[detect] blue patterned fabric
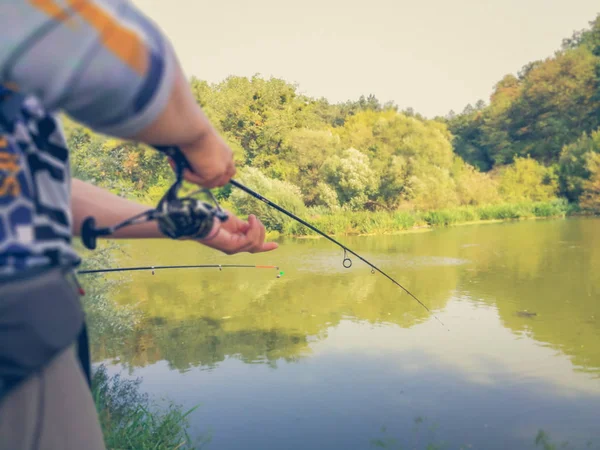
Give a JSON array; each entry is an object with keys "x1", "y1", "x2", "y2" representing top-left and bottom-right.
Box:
[{"x1": 0, "y1": 86, "x2": 78, "y2": 274}]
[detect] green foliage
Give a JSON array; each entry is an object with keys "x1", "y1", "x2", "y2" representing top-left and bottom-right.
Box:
[
  {"x1": 65, "y1": 115, "x2": 173, "y2": 201},
  {"x1": 92, "y1": 365, "x2": 208, "y2": 449},
  {"x1": 499, "y1": 47, "x2": 599, "y2": 165},
  {"x1": 497, "y1": 156, "x2": 558, "y2": 202},
  {"x1": 313, "y1": 181, "x2": 340, "y2": 210},
  {"x1": 282, "y1": 200, "x2": 567, "y2": 236},
  {"x1": 410, "y1": 166, "x2": 459, "y2": 211},
  {"x1": 284, "y1": 128, "x2": 340, "y2": 204},
  {"x1": 230, "y1": 167, "x2": 307, "y2": 231},
  {"x1": 321, "y1": 147, "x2": 379, "y2": 209},
  {"x1": 579, "y1": 152, "x2": 600, "y2": 213},
  {"x1": 422, "y1": 207, "x2": 478, "y2": 227},
  {"x1": 534, "y1": 429, "x2": 577, "y2": 450},
  {"x1": 559, "y1": 128, "x2": 600, "y2": 201},
  {"x1": 446, "y1": 104, "x2": 492, "y2": 171},
  {"x1": 447, "y1": 14, "x2": 600, "y2": 194},
  {"x1": 64, "y1": 14, "x2": 600, "y2": 239},
  {"x1": 476, "y1": 201, "x2": 561, "y2": 220},
  {"x1": 452, "y1": 158, "x2": 501, "y2": 206}
]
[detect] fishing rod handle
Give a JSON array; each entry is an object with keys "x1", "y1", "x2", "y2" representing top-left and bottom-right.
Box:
[
  {"x1": 81, "y1": 217, "x2": 112, "y2": 250},
  {"x1": 156, "y1": 145, "x2": 241, "y2": 194},
  {"x1": 155, "y1": 145, "x2": 189, "y2": 173}
]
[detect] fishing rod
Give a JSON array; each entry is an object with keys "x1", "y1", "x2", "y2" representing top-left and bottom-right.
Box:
[
  {"x1": 167, "y1": 147, "x2": 446, "y2": 329},
  {"x1": 78, "y1": 264, "x2": 284, "y2": 277},
  {"x1": 230, "y1": 179, "x2": 446, "y2": 329},
  {"x1": 79, "y1": 145, "x2": 445, "y2": 328}
]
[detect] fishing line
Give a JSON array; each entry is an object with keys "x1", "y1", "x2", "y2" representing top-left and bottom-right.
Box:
[
  {"x1": 229, "y1": 179, "x2": 447, "y2": 329},
  {"x1": 78, "y1": 264, "x2": 283, "y2": 277}
]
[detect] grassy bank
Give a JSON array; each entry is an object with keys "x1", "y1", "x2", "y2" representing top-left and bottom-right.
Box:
[
  {"x1": 277, "y1": 199, "x2": 575, "y2": 238},
  {"x1": 92, "y1": 365, "x2": 209, "y2": 450}
]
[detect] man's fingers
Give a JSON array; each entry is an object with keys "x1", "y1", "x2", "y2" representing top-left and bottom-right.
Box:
[
  {"x1": 183, "y1": 170, "x2": 220, "y2": 189},
  {"x1": 180, "y1": 161, "x2": 231, "y2": 188},
  {"x1": 201, "y1": 231, "x2": 278, "y2": 254},
  {"x1": 260, "y1": 241, "x2": 279, "y2": 252},
  {"x1": 254, "y1": 215, "x2": 266, "y2": 254},
  {"x1": 244, "y1": 215, "x2": 262, "y2": 254},
  {"x1": 221, "y1": 214, "x2": 248, "y2": 234},
  {"x1": 214, "y1": 163, "x2": 236, "y2": 187},
  {"x1": 195, "y1": 213, "x2": 278, "y2": 255},
  {"x1": 226, "y1": 163, "x2": 236, "y2": 179}
]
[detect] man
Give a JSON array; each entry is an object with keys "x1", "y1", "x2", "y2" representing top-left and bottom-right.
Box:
[{"x1": 0, "y1": 1, "x2": 277, "y2": 448}]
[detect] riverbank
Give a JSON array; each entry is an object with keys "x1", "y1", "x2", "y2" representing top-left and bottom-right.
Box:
[
  {"x1": 265, "y1": 199, "x2": 580, "y2": 239},
  {"x1": 92, "y1": 365, "x2": 208, "y2": 450}
]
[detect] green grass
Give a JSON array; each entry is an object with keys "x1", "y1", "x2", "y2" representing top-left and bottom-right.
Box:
[
  {"x1": 277, "y1": 199, "x2": 571, "y2": 237},
  {"x1": 92, "y1": 365, "x2": 210, "y2": 450}
]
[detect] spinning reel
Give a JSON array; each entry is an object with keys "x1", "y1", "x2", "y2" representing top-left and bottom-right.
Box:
[{"x1": 81, "y1": 146, "x2": 228, "y2": 250}]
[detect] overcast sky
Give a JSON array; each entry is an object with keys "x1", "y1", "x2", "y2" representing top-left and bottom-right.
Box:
[{"x1": 132, "y1": 0, "x2": 599, "y2": 118}]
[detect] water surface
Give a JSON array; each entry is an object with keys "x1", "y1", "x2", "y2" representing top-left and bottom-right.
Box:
[{"x1": 89, "y1": 217, "x2": 600, "y2": 449}]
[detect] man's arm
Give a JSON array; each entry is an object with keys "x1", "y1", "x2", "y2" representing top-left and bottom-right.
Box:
[
  {"x1": 1, "y1": 1, "x2": 276, "y2": 254},
  {"x1": 0, "y1": 0, "x2": 233, "y2": 188},
  {"x1": 71, "y1": 179, "x2": 278, "y2": 254},
  {"x1": 71, "y1": 178, "x2": 161, "y2": 239}
]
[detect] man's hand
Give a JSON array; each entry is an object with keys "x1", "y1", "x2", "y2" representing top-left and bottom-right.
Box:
[
  {"x1": 72, "y1": 180, "x2": 278, "y2": 255},
  {"x1": 178, "y1": 126, "x2": 236, "y2": 189},
  {"x1": 196, "y1": 212, "x2": 278, "y2": 255}
]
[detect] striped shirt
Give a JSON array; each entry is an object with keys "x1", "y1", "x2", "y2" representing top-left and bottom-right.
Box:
[{"x1": 0, "y1": 0, "x2": 176, "y2": 274}]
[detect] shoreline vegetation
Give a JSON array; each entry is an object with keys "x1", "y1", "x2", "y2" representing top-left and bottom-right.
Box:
[
  {"x1": 65, "y1": 14, "x2": 600, "y2": 242},
  {"x1": 263, "y1": 198, "x2": 580, "y2": 240},
  {"x1": 77, "y1": 249, "x2": 210, "y2": 450},
  {"x1": 91, "y1": 365, "x2": 209, "y2": 450}
]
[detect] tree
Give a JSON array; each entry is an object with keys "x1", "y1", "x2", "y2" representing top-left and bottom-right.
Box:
[
  {"x1": 229, "y1": 167, "x2": 306, "y2": 231},
  {"x1": 497, "y1": 156, "x2": 558, "y2": 202},
  {"x1": 283, "y1": 128, "x2": 340, "y2": 205},
  {"x1": 558, "y1": 128, "x2": 600, "y2": 201},
  {"x1": 321, "y1": 148, "x2": 379, "y2": 209}
]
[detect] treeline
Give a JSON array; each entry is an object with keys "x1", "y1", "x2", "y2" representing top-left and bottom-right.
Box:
[
  {"x1": 446, "y1": 14, "x2": 600, "y2": 208},
  {"x1": 65, "y1": 13, "x2": 600, "y2": 235}
]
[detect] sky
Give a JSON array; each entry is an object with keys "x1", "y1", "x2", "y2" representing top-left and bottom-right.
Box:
[{"x1": 132, "y1": 0, "x2": 599, "y2": 118}]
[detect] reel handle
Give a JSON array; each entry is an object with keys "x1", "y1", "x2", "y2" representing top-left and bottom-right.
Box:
[
  {"x1": 155, "y1": 145, "x2": 229, "y2": 222},
  {"x1": 81, "y1": 217, "x2": 112, "y2": 250},
  {"x1": 154, "y1": 145, "x2": 190, "y2": 175}
]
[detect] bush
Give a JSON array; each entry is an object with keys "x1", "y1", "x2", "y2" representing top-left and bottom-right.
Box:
[
  {"x1": 92, "y1": 365, "x2": 209, "y2": 450},
  {"x1": 321, "y1": 148, "x2": 379, "y2": 208},
  {"x1": 497, "y1": 156, "x2": 559, "y2": 202},
  {"x1": 559, "y1": 128, "x2": 600, "y2": 201},
  {"x1": 279, "y1": 199, "x2": 568, "y2": 236},
  {"x1": 230, "y1": 167, "x2": 307, "y2": 232},
  {"x1": 313, "y1": 182, "x2": 340, "y2": 210},
  {"x1": 453, "y1": 158, "x2": 501, "y2": 206},
  {"x1": 579, "y1": 153, "x2": 600, "y2": 213}
]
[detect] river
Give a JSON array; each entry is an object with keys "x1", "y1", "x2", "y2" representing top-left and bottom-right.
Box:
[{"x1": 87, "y1": 217, "x2": 600, "y2": 450}]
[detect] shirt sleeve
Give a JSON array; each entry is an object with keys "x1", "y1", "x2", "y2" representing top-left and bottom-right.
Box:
[{"x1": 0, "y1": 0, "x2": 177, "y2": 139}]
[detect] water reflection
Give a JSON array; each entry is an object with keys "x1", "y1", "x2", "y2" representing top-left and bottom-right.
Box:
[
  {"x1": 85, "y1": 217, "x2": 600, "y2": 450},
  {"x1": 452, "y1": 218, "x2": 600, "y2": 375},
  {"x1": 90, "y1": 218, "x2": 600, "y2": 377},
  {"x1": 90, "y1": 237, "x2": 463, "y2": 369}
]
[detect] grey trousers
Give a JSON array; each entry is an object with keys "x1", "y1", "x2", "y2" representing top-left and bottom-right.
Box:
[{"x1": 0, "y1": 346, "x2": 106, "y2": 450}]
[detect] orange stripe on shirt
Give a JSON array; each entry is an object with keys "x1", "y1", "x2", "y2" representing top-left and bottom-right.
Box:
[
  {"x1": 29, "y1": 0, "x2": 148, "y2": 76},
  {"x1": 29, "y1": 0, "x2": 71, "y2": 21},
  {"x1": 67, "y1": 0, "x2": 148, "y2": 76},
  {"x1": 28, "y1": 0, "x2": 78, "y2": 28}
]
